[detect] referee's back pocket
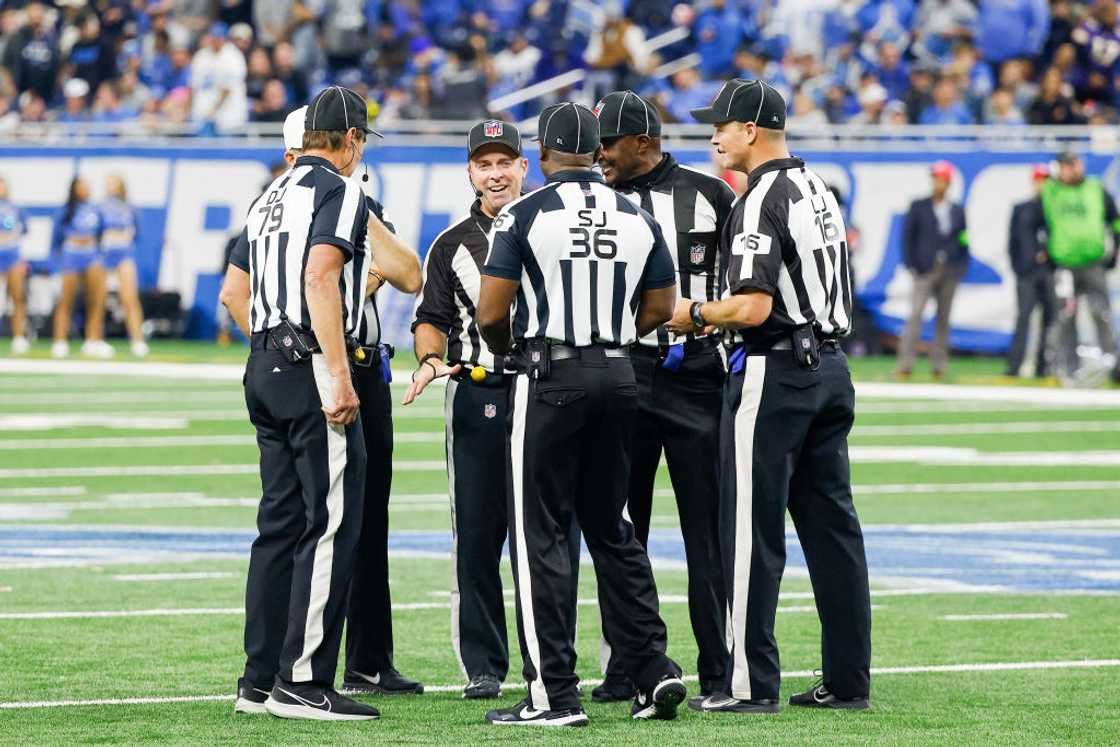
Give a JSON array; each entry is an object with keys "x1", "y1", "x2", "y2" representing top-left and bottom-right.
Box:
[
  {"x1": 778, "y1": 368, "x2": 821, "y2": 391},
  {"x1": 536, "y1": 387, "x2": 586, "y2": 408}
]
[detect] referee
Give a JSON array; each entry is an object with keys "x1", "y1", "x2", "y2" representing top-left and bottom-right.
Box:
[
  {"x1": 236, "y1": 86, "x2": 379, "y2": 721},
  {"x1": 403, "y1": 119, "x2": 581, "y2": 700},
  {"x1": 683, "y1": 80, "x2": 871, "y2": 713},
  {"x1": 592, "y1": 90, "x2": 734, "y2": 703},
  {"x1": 477, "y1": 102, "x2": 685, "y2": 727}
]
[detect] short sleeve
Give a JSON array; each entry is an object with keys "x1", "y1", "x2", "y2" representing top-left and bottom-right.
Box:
[
  {"x1": 309, "y1": 178, "x2": 364, "y2": 261},
  {"x1": 411, "y1": 243, "x2": 458, "y2": 333},
  {"x1": 726, "y1": 202, "x2": 784, "y2": 296},
  {"x1": 641, "y1": 221, "x2": 676, "y2": 290},
  {"x1": 365, "y1": 195, "x2": 396, "y2": 234},
  {"x1": 482, "y1": 207, "x2": 525, "y2": 281},
  {"x1": 228, "y1": 226, "x2": 250, "y2": 271}
]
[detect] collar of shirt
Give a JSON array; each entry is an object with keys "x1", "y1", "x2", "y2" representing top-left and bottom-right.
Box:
[
  {"x1": 546, "y1": 169, "x2": 605, "y2": 185},
  {"x1": 470, "y1": 198, "x2": 495, "y2": 233},
  {"x1": 613, "y1": 153, "x2": 678, "y2": 192},
  {"x1": 746, "y1": 156, "x2": 805, "y2": 192},
  {"x1": 294, "y1": 154, "x2": 340, "y2": 174}
]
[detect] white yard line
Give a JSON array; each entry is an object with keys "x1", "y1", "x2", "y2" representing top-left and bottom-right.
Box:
[
  {"x1": 0, "y1": 486, "x2": 86, "y2": 497},
  {"x1": 855, "y1": 401, "x2": 1104, "y2": 413},
  {"x1": 853, "y1": 421, "x2": 1120, "y2": 436},
  {"x1": 112, "y1": 572, "x2": 237, "y2": 582},
  {"x1": 1, "y1": 659, "x2": 1116, "y2": 709},
  {"x1": 0, "y1": 436, "x2": 257, "y2": 450},
  {"x1": 0, "y1": 415, "x2": 191, "y2": 430},
  {"x1": 855, "y1": 480, "x2": 1120, "y2": 495},
  {"x1": 0, "y1": 599, "x2": 839, "y2": 621},
  {"x1": 0, "y1": 461, "x2": 447, "y2": 479},
  {"x1": 941, "y1": 613, "x2": 1069, "y2": 621},
  {"x1": 0, "y1": 392, "x2": 244, "y2": 405}
]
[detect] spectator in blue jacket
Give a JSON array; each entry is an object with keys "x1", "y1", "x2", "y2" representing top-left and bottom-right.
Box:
[
  {"x1": 896, "y1": 161, "x2": 970, "y2": 378},
  {"x1": 978, "y1": 0, "x2": 1050, "y2": 72},
  {"x1": 872, "y1": 41, "x2": 911, "y2": 100},
  {"x1": 919, "y1": 76, "x2": 976, "y2": 124},
  {"x1": 694, "y1": 0, "x2": 749, "y2": 77}
]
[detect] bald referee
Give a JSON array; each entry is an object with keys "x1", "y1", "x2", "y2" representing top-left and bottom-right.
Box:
[
  {"x1": 683, "y1": 80, "x2": 871, "y2": 714},
  {"x1": 235, "y1": 86, "x2": 379, "y2": 721},
  {"x1": 477, "y1": 102, "x2": 685, "y2": 727}
]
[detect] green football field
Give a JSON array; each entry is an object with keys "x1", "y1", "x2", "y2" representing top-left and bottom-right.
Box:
[{"x1": 0, "y1": 342, "x2": 1118, "y2": 745}]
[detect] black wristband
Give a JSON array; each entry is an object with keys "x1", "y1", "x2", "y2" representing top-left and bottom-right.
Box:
[{"x1": 689, "y1": 301, "x2": 707, "y2": 328}]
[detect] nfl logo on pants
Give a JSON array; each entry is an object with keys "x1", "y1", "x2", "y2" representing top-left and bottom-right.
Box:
[{"x1": 483, "y1": 403, "x2": 497, "y2": 419}]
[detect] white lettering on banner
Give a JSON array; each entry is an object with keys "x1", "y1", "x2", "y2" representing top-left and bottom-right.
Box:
[
  {"x1": 159, "y1": 160, "x2": 270, "y2": 307},
  {"x1": 76, "y1": 158, "x2": 170, "y2": 206},
  {"x1": 0, "y1": 158, "x2": 75, "y2": 203},
  {"x1": 371, "y1": 164, "x2": 425, "y2": 253}
]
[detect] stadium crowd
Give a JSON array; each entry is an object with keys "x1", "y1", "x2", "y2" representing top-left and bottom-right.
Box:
[{"x1": 0, "y1": 0, "x2": 1117, "y2": 134}]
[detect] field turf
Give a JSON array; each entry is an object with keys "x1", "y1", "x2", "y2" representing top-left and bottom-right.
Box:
[{"x1": 0, "y1": 341, "x2": 1117, "y2": 744}]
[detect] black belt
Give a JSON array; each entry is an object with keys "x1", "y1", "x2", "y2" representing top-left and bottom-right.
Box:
[
  {"x1": 549, "y1": 343, "x2": 630, "y2": 361},
  {"x1": 740, "y1": 337, "x2": 841, "y2": 356},
  {"x1": 250, "y1": 326, "x2": 365, "y2": 363},
  {"x1": 633, "y1": 336, "x2": 721, "y2": 358}
]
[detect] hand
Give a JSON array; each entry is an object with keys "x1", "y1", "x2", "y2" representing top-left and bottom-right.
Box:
[
  {"x1": 402, "y1": 358, "x2": 461, "y2": 405},
  {"x1": 322, "y1": 372, "x2": 360, "y2": 426},
  {"x1": 665, "y1": 299, "x2": 698, "y2": 335}
]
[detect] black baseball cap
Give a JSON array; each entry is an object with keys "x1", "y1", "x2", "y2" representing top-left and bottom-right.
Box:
[
  {"x1": 534, "y1": 102, "x2": 599, "y2": 155},
  {"x1": 467, "y1": 119, "x2": 522, "y2": 159},
  {"x1": 305, "y1": 85, "x2": 382, "y2": 137},
  {"x1": 594, "y1": 90, "x2": 661, "y2": 139},
  {"x1": 690, "y1": 79, "x2": 786, "y2": 130},
  {"x1": 1056, "y1": 150, "x2": 1082, "y2": 165}
]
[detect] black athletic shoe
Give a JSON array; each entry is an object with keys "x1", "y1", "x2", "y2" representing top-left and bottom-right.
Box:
[
  {"x1": 485, "y1": 697, "x2": 589, "y2": 727},
  {"x1": 631, "y1": 674, "x2": 686, "y2": 720},
  {"x1": 789, "y1": 683, "x2": 870, "y2": 710},
  {"x1": 233, "y1": 678, "x2": 270, "y2": 714},
  {"x1": 591, "y1": 675, "x2": 635, "y2": 702},
  {"x1": 689, "y1": 694, "x2": 780, "y2": 713},
  {"x1": 463, "y1": 674, "x2": 502, "y2": 700},
  {"x1": 264, "y1": 682, "x2": 380, "y2": 721},
  {"x1": 343, "y1": 667, "x2": 424, "y2": 695}
]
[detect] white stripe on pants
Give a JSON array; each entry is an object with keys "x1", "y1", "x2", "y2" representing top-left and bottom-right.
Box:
[
  {"x1": 445, "y1": 378, "x2": 469, "y2": 679},
  {"x1": 292, "y1": 354, "x2": 349, "y2": 682},
  {"x1": 509, "y1": 374, "x2": 550, "y2": 710},
  {"x1": 729, "y1": 356, "x2": 767, "y2": 700}
]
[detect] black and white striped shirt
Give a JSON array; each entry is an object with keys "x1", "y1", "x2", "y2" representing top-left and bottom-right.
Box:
[
  {"x1": 611, "y1": 154, "x2": 736, "y2": 347},
  {"x1": 483, "y1": 170, "x2": 675, "y2": 347},
  {"x1": 720, "y1": 156, "x2": 852, "y2": 347},
  {"x1": 245, "y1": 155, "x2": 369, "y2": 335},
  {"x1": 412, "y1": 200, "x2": 499, "y2": 370}
]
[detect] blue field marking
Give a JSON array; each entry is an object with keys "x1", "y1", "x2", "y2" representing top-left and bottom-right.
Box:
[{"x1": 1, "y1": 524, "x2": 1118, "y2": 593}]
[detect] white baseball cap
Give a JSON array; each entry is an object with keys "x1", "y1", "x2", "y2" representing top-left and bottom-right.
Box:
[{"x1": 283, "y1": 105, "x2": 308, "y2": 151}]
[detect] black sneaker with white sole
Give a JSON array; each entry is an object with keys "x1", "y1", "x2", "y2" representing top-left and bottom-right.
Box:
[
  {"x1": 233, "y1": 678, "x2": 270, "y2": 714},
  {"x1": 343, "y1": 667, "x2": 424, "y2": 695},
  {"x1": 463, "y1": 674, "x2": 502, "y2": 700},
  {"x1": 689, "y1": 694, "x2": 780, "y2": 713},
  {"x1": 591, "y1": 675, "x2": 635, "y2": 702},
  {"x1": 631, "y1": 674, "x2": 687, "y2": 720},
  {"x1": 264, "y1": 682, "x2": 380, "y2": 721},
  {"x1": 485, "y1": 697, "x2": 589, "y2": 727},
  {"x1": 789, "y1": 683, "x2": 870, "y2": 710}
]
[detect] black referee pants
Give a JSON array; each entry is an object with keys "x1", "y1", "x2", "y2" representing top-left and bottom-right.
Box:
[
  {"x1": 602, "y1": 342, "x2": 728, "y2": 693},
  {"x1": 507, "y1": 353, "x2": 680, "y2": 711},
  {"x1": 242, "y1": 350, "x2": 366, "y2": 690},
  {"x1": 344, "y1": 361, "x2": 395, "y2": 676},
  {"x1": 720, "y1": 347, "x2": 871, "y2": 701},
  {"x1": 445, "y1": 373, "x2": 581, "y2": 682}
]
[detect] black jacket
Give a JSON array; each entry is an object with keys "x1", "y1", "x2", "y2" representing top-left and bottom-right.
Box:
[
  {"x1": 902, "y1": 197, "x2": 968, "y2": 273},
  {"x1": 1008, "y1": 197, "x2": 1049, "y2": 276}
]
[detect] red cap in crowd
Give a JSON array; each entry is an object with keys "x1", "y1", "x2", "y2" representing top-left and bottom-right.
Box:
[
  {"x1": 1031, "y1": 163, "x2": 1050, "y2": 181},
  {"x1": 930, "y1": 160, "x2": 955, "y2": 180}
]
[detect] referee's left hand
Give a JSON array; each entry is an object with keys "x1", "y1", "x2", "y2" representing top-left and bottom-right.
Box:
[{"x1": 666, "y1": 299, "x2": 704, "y2": 335}]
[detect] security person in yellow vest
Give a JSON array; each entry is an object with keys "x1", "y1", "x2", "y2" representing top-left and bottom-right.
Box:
[{"x1": 1040, "y1": 152, "x2": 1120, "y2": 379}]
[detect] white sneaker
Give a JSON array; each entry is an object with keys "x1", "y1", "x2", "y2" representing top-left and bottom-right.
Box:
[
  {"x1": 130, "y1": 340, "x2": 150, "y2": 358},
  {"x1": 81, "y1": 340, "x2": 114, "y2": 359},
  {"x1": 51, "y1": 340, "x2": 69, "y2": 359},
  {"x1": 10, "y1": 336, "x2": 30, "y2": 355}
]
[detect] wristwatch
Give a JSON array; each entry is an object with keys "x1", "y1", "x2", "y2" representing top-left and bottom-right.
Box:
[{"x1": 689, "y1": 301, "x2": 707, "y2": 328}]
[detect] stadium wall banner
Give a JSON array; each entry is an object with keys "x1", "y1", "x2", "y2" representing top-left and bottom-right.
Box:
[{"x1": 0, "y1": 144, "x2": 1115, "y2": 350}]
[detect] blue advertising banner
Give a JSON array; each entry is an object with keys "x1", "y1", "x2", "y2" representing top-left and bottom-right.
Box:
[{"x1": 0, "y1": 143, "x2": 1116, "y2": 350}]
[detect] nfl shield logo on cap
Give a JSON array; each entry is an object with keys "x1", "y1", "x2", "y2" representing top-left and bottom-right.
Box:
[{"x1": 484, "y1": 120, "x2": 503, "y2": 137}]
